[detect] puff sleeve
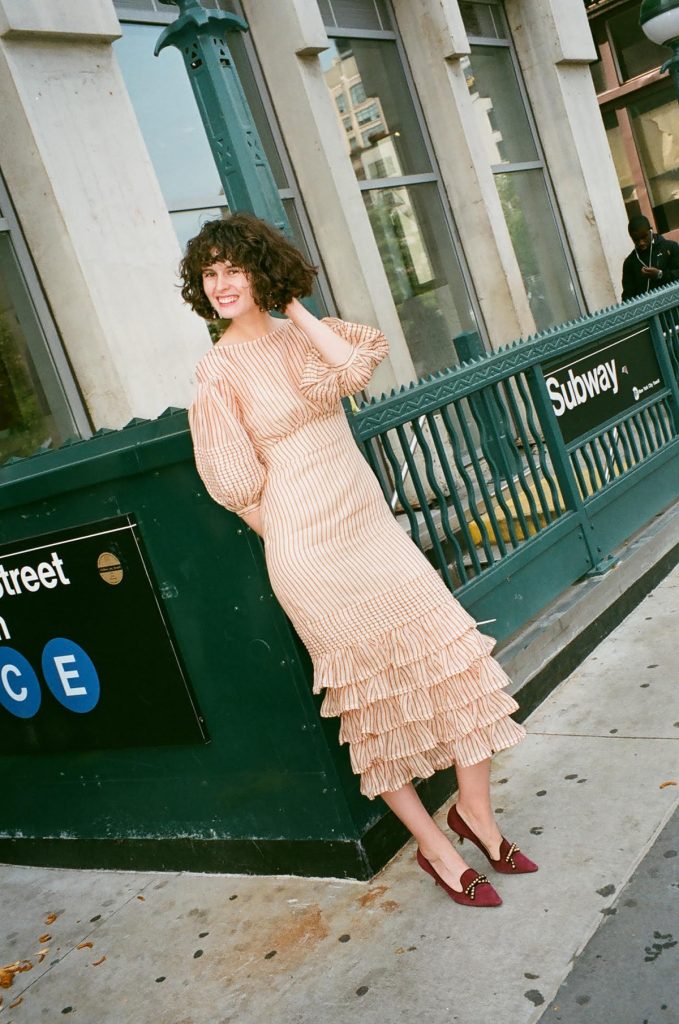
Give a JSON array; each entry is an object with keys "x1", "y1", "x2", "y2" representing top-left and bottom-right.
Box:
[
  {"x1": 299, "y1": 318, "x2": 389, "y2": 405},
  {"x1": 189, "y1": 378, "x2": 265, "y2": 516}
]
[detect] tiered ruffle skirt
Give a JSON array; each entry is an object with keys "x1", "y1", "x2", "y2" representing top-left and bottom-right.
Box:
[{"x1": 305, "y1": 575, "x2": 526, "y2": 799}]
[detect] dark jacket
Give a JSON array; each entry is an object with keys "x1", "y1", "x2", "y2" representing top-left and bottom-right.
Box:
[{"x1": 621, "y1": 233, "x2": 679, "y2": 300}]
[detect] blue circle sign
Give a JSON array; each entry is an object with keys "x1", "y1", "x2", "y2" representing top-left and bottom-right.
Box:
[
  {"x1": 0, "y1": 647, "x2": 42, "y2": 719},
  {"x1": 42, "y1": 638, "x2": 100, "y2": 713}
]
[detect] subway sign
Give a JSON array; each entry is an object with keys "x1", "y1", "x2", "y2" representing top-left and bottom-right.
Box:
[
  {"x1": 542, "y1": 328, "x2": 665, "y2": 445},
  {"x1": 0, "y1": 516, "x2": 206, "y2": 755}
]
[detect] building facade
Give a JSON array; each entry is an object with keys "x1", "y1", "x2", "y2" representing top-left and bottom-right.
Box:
[
  {"x1": 586, "y1": 0, "x2": 679, "y2": 240},
  {"x1": 0, "y1": 0, "x2": 630, "y2": 467}
]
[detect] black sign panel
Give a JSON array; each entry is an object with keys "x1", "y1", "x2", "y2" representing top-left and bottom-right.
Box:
[
  {"x1": 0, "y1": 516, "x2": 206, "y2": 755},
  {"x1": 542, "y1": 328, "x2": 665, "y2": 445}
]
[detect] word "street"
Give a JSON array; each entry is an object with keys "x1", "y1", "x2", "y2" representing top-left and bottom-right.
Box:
[
  {"x1": 0, "y1": 552, "x2": 70, "y2": 600},
  {"x1": 546, "y1": 358, "x2": 619, "y2": 417}
]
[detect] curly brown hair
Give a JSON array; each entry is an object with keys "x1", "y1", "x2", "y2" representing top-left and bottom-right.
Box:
[{"x1": 179, "y1": 212, "x2": 318, "y2": 322}]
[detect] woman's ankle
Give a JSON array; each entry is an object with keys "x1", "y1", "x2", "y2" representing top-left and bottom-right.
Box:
[{"x1": 456, "y1": 800, "x2": 495, "y2": 827}]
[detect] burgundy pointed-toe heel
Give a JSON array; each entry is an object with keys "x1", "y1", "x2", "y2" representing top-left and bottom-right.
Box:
[
  {"x1": 416, "y1": 849, "x2": 502, "y2": 907},
  {"x1": 447, "y1": 804, "x2": 538, "y2": 874}
]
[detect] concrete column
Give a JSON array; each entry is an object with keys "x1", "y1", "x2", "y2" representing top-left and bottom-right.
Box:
[
  {"x1": 505, "y1": 0, "x2": 630, "y2": 310},
  {"x1": 240, "y1": 0, "x2": 413, "y2": 392},
  {"x1": 392, "y1": 0, "x2": 535, "y2": 345},
  {"x1": 0, "y1": 0, "x2": 209, "y2": 429}
]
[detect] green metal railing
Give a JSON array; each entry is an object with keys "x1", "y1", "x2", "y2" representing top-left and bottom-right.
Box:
[{"x1": 350, "y1": 286, "x2": 679, "y2": 642}]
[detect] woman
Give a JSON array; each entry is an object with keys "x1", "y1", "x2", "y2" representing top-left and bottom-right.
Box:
[{"x1": 183, "y1": 213, "x2": 537, "y2": 908}]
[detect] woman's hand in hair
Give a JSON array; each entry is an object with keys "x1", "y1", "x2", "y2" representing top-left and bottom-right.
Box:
[{"x1": 284, "y1": 299, "x2": 354, "y2": 367}]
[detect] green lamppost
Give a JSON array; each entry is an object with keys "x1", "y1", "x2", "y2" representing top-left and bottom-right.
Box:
[
  {"x1": 155, "y1": 0, "x2": 289, "y2": 232},
  {"x1": 640, "y1": 0, "x2": 679, "y2": 98}
]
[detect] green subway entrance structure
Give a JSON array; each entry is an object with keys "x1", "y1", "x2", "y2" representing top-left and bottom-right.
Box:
[{"x1": 0, "y1": 283, "x2": 677, "y2": 878}]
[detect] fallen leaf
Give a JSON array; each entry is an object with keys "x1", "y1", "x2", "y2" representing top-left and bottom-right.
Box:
[
  {"x1": 136, "y1": 895, "x2": 145, "y2": 901},
  {"x1": 0, "y1": 969, "x2": 14, "y2": 988},
  {"x1": 36, "y1": 949, "x2": 49, "y2": 964},
  {"x1": 76, "y1": 942, "x2": 93, "y2": 950},
  {"x1": 9, "y1": 995, "x2": 23, "y2": 1009},
  {"x1": 16, "y1": 960, "x2": 33, "y2": 973},
  {"x1": 38, "y1": 933, "x2": 51, "y2": 944},
  {"x1": 659, "y1": 780, "x2": 677, "y2": 789},
  {"x1": 44, "y1": 912, "x2": 57, "y2": 925},
  {"x1": 92, "y1": 955, "x2": 107, "y2": 967}
]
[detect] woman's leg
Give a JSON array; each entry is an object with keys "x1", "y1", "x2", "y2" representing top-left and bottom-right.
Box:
[
  {"x1": 381, "y1": 782, "x2": 474, "y2": 892},
  {"x1": 454, "y1": 758, "x2": 503, "y2": 860}
]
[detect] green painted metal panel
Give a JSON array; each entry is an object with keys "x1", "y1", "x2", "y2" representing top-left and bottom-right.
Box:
[
  {"x1": 457, "y1": 514, "x2": 593, "y2": 642},
  {"x1": 0, "y1": 413, "x2": 396, "y2": 877},
  {"x1": 584, "y1": 442, "x2": 679, "y2": 555}
]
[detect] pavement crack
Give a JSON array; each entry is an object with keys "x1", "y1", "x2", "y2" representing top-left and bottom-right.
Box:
[
  {"x1": 8, "y1": 879, "x2": 157, "y2": 1001},
  {"x1": 528, "y1": 731, "x2": 678, "y2": 740}
]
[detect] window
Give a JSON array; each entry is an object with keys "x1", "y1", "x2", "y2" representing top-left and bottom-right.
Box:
[
  {"x1": 588, "y1": 0, "x2": 679, "y2": 239},
  {"x1": 628, "y1": 86, "x2": 679, "y2": 232},
  {"x1": 461, "y1": 1, "x2": 582, "y2": 331},
  {"x1": 0, "y1": 176, "x2": 89, "y2": 465},
  {"x1": 113, "y1": 0, "x2": 331, "y2": 313},
  {"x1": 350, "y1": 81, "x2": 367, "y2": 105},
  {"x1": 458, "y1": 1, "x2": 504, "y2": 40},
  {"x1": 336, "y1": 92, "x2": 347, "y2": 112},
  {"x1": 319, "y1": 0, "x2": 480, "y2": 378},
  {"x1": 356, "y1": 102, "x2": 380, "y2": 125}
]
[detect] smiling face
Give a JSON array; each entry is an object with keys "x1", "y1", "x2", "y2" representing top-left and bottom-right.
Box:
[{"x1": 201, "y1": 260, "x2": 257, "y2": 319}]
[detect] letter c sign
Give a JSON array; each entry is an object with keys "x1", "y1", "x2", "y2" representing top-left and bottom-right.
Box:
[
  {"x1": 0, "y1": 639, "x2": 100, "y2": 719},
  {"x1": 0, "y1": 649, "x2": 41, "y2": 718}
]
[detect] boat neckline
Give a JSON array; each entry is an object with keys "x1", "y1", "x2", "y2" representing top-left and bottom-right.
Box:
[{"x1": 212, "y1": 319, "x2": 291, "y2": 350}]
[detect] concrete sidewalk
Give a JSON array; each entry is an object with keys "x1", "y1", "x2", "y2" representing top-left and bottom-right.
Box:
[{"x1": 1, "y1": 566, "x2": 678, "y2": 1024}]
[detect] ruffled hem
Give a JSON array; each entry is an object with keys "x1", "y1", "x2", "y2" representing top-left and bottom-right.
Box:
[
  {"x1": 310, "y1": 598, "x2": 525, "y2": 799},
  {"x1": 358, "y1": 718, "x2": 526, "y2": 799},
  {"x1": 347, "y1": 690, "x2": 521, "y2": 771},
  {"x1": 323, "y1": 645, "x2": 507, "y2": 717},
  {"x1": 336, "y1": 680, "x2": 516, "y2": 744}
]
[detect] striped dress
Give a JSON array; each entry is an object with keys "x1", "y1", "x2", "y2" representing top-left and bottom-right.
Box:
[{"x1": 189, "y1": 317, "x2": 525, "y2": 798}]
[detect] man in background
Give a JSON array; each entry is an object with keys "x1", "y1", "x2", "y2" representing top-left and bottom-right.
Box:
[{"x1": 622, "y1": 215, "x2": 679, "y2": 300}]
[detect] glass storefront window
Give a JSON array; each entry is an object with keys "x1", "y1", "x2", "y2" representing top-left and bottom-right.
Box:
[
  {"x1": 318, "y1": 0, "x2": 391, "y2": 32},
  {"x1": 319, "y1": 14, "x2": 480, "y2": 377},
  {"x1": 320, "y1": 38, "x2": 431, "y2": 183},
  {"x1": 589, "y1": 3, "x2": 679, "y2": 243},
  {"x1": 462, "y1": 47, "x2": 538, "y2": 166},
  {"x1": 629, "y1": 86, "x2": 679, "y2": 233},
  {"x1": 114, "y1": 6, "x2": 330, "y2": 315},
  {"x1": 363, "y1": 183, "x2": 475, "y2": 378},
  {"x1": 115, "y1": 22, "x2": 288, "y2": 218},
  {"x1": 115, "y1": 24, "x2": 226, "y2": 221},
  {"x1": 603, "y1": 109, "x2": 640, "y2": 221},
  {"x1": 0, "y1": 234, "x2": 79, "y2": 463},
  {"x1": 494, "y1": 170, "x2": 579, "y2": 332},
  {"x1": 459, "y1": 1, "x2": 506, "y2": 40},
  {"x1": 462, "y1": 43, "x2": 580, "y2": 330}
]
